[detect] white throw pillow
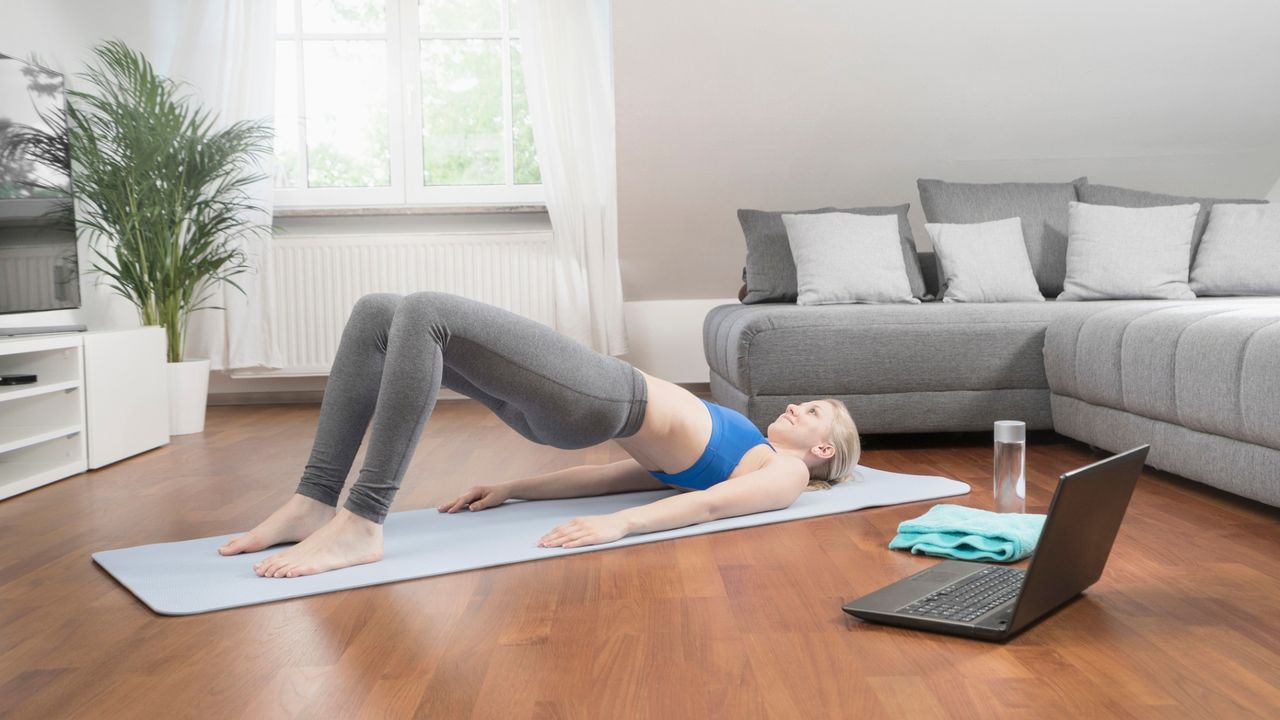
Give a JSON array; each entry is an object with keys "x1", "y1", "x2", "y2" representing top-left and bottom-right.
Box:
[
  {"x1": 780, "y1": 212, "x2": 919, "y2": 305},
  {"x1": 1190, "y1": 203, "x2": 1280, "y2": 296},
  {"x1": 923, "y1": 217, "x2": 1044, "y2": 303},
  {"x1": 1059, "y1": 202, "x2": 1199, "y2": 301}
]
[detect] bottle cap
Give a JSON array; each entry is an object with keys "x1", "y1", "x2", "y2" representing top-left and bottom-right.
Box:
[{"x1": 994, "y1": 420, "x2": 1025, "y2": 443}]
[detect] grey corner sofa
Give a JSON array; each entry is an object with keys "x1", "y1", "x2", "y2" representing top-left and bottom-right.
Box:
[{"x1": 706, "y1": 182, "x2": 1280, "y2": 508}]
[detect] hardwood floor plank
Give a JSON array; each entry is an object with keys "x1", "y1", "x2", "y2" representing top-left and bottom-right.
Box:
[
  {"x1": 240, "y1": 666, "x2": 335, "y2": 720},
  {"x1": 1120, "y1": 617, "x2": 1280, "y2": 717},
  {"x1": 866, "y1": 676, "x2": 947, "y2": 717}
]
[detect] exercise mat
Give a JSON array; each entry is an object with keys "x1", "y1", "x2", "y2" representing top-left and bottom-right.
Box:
[{"x1": 92, "y1": 465, "x2": 969, "y2": 615}]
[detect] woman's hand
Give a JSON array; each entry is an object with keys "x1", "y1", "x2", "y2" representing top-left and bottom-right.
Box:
[
  {"x1": 538, "y1": 514, "x2": 631, "y2": 549},
  {"x1": 437, "y1": 483, "x2": 511, "y2": 513}
]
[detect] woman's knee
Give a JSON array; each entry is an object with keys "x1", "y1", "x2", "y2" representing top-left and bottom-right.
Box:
[
  {"x1": 402, "y1": 290, "x2": 455, "y2": 306},
  {"x1": 348, "y1": 294, "x2": 401, "y2": 349},
  {"x1": 396, "y1": 291, "x2": 462, "y2": 323},
  {"x1": 352, "y1": 292, "x2": 402, "y2": 321}
]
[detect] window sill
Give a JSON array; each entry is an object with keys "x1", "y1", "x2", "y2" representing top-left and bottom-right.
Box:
[{"x1": 274, "y1": 204, "x2": 547, "y2": 218}]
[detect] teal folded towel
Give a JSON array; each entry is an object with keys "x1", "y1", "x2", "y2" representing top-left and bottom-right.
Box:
[{"x1": 888, "y1": 504, "x2": 1047, "y2": 563}]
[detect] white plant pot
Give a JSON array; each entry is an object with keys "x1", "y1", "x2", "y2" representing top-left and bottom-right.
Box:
[{"x1": 168, "y1": 357, "x2": 211, "y2": 435}]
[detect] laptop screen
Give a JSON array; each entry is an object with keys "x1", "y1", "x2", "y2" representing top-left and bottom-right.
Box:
[{"x1": 1007, "y1": 446, "x2": 1148, "y2": 632}]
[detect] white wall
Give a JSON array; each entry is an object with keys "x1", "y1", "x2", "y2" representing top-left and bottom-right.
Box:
[
  {"x1": 618, "y1": 298, "x2": 737, "y2": 383},
  {"x1": 614, "y1": 0, "x2": 1280, "y2": 301}
]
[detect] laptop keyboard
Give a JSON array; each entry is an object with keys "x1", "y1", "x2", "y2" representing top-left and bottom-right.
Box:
[{"x1": 897, "y1": 566, "x2": 1026, "y2": 623}]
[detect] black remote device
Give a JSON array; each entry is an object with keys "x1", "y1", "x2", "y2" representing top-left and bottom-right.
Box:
[{"x1": 0, "y1": 373, "x2": 38, "y2": 385}]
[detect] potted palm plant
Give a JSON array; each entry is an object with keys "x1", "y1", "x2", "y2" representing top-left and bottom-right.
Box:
[{"x1": 63, "y1": 40, "x2": 272, "y2": 435}]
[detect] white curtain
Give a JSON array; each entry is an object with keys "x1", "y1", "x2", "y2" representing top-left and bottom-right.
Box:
[
  {"x1": 152, "y1": 0, "x2": 284, "y2": 371},
  {"x1": 519, "y1": 0, "x2": 629, "y2": 355}
]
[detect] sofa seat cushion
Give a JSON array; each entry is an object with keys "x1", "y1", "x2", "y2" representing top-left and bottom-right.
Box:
[
  {"x1": 1044, "y1": 298, "x2": 1280, "y2": 450},
  {"x1": 704, "y1": 300, "x2": 1144, "y2": 397}
]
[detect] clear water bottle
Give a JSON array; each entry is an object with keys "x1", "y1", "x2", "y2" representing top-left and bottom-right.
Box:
[{"x1": 993, "y1": 420, "x2": 1026, "y2": 513}]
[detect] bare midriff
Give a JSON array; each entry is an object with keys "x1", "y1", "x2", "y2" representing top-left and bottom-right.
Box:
[{"x1": 613, "y1": 370, "x2": 774, "y2": 479}]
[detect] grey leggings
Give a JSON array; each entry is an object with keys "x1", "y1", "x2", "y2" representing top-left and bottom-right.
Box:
[{"x1": 295, "y1": 291, "x2": 648, "y2": 524}]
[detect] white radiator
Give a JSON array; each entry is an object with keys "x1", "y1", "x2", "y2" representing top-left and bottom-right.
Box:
[{"x1": 245, "y1": 231, "x2": 555, "y2": 377}]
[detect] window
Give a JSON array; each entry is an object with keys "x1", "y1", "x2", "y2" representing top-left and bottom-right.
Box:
[{"x1": 274, "y1": 0, "x2": 542, "y2": 207}]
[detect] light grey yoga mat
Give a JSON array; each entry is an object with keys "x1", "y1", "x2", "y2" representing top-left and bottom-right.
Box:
[{"x1": 92, "y1": 465, "x2": 969, "y2": 615}]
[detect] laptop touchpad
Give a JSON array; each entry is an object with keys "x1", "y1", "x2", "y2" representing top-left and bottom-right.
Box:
[{"x1": 919, "y1": 567, "x2": 972, "y2": 583}]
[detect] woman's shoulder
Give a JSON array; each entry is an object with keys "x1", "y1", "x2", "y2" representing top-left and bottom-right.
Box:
[{"x1": 751, "y1": 446, "x2": 807, "y2": 477}]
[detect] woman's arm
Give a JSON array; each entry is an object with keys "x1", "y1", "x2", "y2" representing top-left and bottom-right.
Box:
[
  {"x1": 508, "y1": 458, "x2": 668, "y2": 500},
  {"x1": 540, "y1": 456, "x2": 810, "y2": 548},
  {"x1": 617, "y1": 455, "x2": 809, "y2": 535}
]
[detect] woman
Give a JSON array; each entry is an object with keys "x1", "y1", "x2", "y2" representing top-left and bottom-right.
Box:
[{"x1": 219, "y1": 291, "x2": 861, "y2": 578}]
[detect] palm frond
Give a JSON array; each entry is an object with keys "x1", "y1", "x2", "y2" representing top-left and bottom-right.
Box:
[{"x1": 59, "y1": 39, "x2": 273, "y2": 363}]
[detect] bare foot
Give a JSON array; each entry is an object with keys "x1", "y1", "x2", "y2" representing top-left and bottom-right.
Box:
[
  {"x1": 254, "y1": 507, "x2": 384, "y2": 578},
  {"x1": 218, "y1": 493, "x2": 337, "y2": 556}
]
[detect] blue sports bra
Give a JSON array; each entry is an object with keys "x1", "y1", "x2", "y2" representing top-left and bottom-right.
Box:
[{"x1": 647, "y1": 399, "x2": 775, "y2": 490}]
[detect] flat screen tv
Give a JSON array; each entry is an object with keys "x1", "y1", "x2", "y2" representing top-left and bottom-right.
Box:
[{"x1": 0, "y1": 52, "x2": 81, "y2": 316}]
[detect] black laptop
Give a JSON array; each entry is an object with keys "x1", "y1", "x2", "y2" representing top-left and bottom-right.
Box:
[{"x1": 843, "y1": 445, "x2": 1149, "y2": 642}]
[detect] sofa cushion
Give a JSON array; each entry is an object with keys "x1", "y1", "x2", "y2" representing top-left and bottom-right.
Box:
[
  {"x1": 738, "y1": 204, "x2": 928, "y2": 304},
  {"x1": 1059, "y1": 202, "x2": 1198, "y2": 301},
  {"x1": 917, "y1": 176, "x2": 1087, "y2": 298},
  {"x1": 713, "y1": 370, "x2": 1055, "y2": 434},
  {"x1": 925, "y1": 218, "x2": 1045, "y2": 303},
  {"x1": 1044, "y1": 298, "x2": 1280, "y2": 450},
  {"x1": 781, "y1": 212, "x2": 920, "y2": 305},
  {"x1": 1191, "y1": 203, "x2": 1280, "y2": 296},
  {"x1": 1076, "y1": 183, "x2": 1268, "y2": 263},
  {"x1": 704, "y1": 300, "x2": 1135, "y2": 398}
]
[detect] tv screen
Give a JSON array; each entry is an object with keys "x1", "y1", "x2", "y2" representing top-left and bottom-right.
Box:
[{"x1": 0, "y1": 53, "x2": 80, "y2": 315}]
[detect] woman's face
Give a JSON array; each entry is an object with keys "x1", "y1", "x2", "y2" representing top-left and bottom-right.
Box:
[{"x1": 767, "y1": 400, "x2": 836, "y2": 453}]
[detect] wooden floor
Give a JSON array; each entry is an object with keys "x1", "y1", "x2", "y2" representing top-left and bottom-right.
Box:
[{"x1": 3, "y1": 399, "x2": 1280, "y2": 719}]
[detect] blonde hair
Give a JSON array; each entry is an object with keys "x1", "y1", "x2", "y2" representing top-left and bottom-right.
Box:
[{"x1": 806, "y1": 399, "x2": 861, "y2": 491}]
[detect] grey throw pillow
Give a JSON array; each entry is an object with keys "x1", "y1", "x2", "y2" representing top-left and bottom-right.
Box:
[
  {"x1": 924, "y1": 218, "x2": 1045, "y2": 303},
  {"x1": 1190, "y1": 203, "x2": 1280, "y2": 296},
  {"x1": 1059, "y1": 202, "x2": 1199, "y2": 301},
  {"x1": 781, "y1": 212, "x2": 919, "y2": 305},
  {"x1": 1077, "y1": 183, "x2": 1268, "y2": 265},
  {"x1": 738, "y1": 204, "x2": 927, "y2": 303},
  {"x1": 917, "y1": 176, "x2": 1087, "y2": 298}
]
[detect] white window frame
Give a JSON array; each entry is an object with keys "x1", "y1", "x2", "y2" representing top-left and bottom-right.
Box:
[{"x1": 274, "y1": 0, "x2": 545, "y2": 208}]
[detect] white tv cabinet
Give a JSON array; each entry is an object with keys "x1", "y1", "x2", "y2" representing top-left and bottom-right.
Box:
[{"x1": 0, "y1": 327, "x2": 170, "y2": 501}]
